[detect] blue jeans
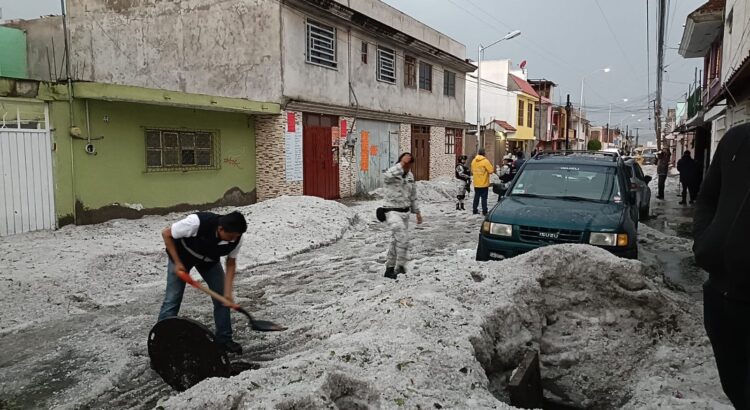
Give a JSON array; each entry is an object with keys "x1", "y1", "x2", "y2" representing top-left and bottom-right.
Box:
[
  {"x1": 157, "y1": 259, "x2": 233, "y2": 343},
  {"x1": 473, "y1": 187, "x2": 489, "y2": 213}
]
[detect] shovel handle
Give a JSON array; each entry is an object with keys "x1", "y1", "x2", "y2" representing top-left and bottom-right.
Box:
[
  {"x1": 175, "y1": 270, "x2": 286, "y2": 332},
  {"x1": 176, "y1": 270, "x2": 240, "y2": 310}
]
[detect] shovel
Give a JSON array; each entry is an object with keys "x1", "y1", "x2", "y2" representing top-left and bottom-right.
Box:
[{"x1": 176, "y1": 270, "x2": 287, "y2": 332}]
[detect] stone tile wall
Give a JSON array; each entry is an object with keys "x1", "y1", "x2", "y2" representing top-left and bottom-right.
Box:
[
  {"x1": 255, "y1": 111, "x2": 303, "y2": 201},
  {"x1": 429, "y1": 126, "x2": 454, "y2": 179}
]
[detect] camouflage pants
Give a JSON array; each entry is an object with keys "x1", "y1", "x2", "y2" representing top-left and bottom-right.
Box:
[{"x1": 386, "y1": 211, "x2": 410, "y2": 268}]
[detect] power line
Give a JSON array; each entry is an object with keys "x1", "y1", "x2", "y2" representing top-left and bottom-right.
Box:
[
  {"x1": 593, "y1": 0, "x2": 643, "y2": 83},
  {"x1": 446, "y1": 0, "x2": 584, "y2": 72},
  {"x1": 646, "y1": 0, "x2": 651, "y2": 107}
]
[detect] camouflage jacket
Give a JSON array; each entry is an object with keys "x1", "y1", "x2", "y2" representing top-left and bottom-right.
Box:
[{"x1": 382, "y1": 163, "x2": 420, "y2": 214}]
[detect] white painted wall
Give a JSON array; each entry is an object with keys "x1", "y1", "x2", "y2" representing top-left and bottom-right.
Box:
[
  {"x1": 464, "y1": 60, "x2": 517, "y2": 127},
  {"x1": 722, "y1": 0, "x2": 750, "y2": 82}
]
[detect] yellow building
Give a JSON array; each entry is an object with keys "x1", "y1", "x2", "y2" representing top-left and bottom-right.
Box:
[{"x1": 508, "y1": 75, "x2": 538, "y2": 154}]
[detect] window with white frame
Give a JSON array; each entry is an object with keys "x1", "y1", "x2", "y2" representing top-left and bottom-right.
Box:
[
  {"x1": 306, "y1": 19, "x2": 337, "y2": 69},
  {"x1": 146, "y1": 129, "x2": 216, "y2": 170},
  {"x1": 377, "y1": 46, "x2": 396, "y2": 84}
]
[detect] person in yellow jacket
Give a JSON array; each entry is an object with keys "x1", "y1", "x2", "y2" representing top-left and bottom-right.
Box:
[{"x1": 471, "y1": 148, "x2": 495, "y2": 215}]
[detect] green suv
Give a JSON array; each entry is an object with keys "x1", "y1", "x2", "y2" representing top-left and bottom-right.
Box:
[{"x1": 476, "y1": 151, "x2": 639, "y2": 261}]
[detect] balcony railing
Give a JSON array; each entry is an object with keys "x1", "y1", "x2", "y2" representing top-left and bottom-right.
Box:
[{"x1": 687, "y1": 86, "x2": 702, "y2": 118}]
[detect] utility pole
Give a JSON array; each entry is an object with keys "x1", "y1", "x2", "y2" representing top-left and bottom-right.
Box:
[
  {"x1": 635, "y1": 128, "x2": 640, "y2": 148},
  {"x1": 655, "y1": 0, "x2": 667, "y2": 150},
  {"x1": 626, "y1": 124, "x2": 629, "y2": 152},
  {"x1": 565, "y1": 94, "x2": 572, "y2": 150},
  {"x1": 538, "y1": 84, "x2": 543, "y2": 151}
]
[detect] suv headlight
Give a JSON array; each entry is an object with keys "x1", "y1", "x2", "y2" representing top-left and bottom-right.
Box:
[
  {"x1": 482, "y1": 222, "x2": 513, "y2": 237},
  {"x1": 589, "y1": 232, "x2": 629, "y2": 247}
]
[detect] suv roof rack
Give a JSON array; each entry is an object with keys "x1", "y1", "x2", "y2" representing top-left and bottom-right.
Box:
[{"x1": 534, "y1": 150, "x2": 621, "y2": 162}]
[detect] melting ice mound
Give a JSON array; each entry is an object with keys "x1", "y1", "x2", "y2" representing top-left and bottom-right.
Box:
[{"x1": 160, "y1": 245, "x2": 725, "y2": 409}]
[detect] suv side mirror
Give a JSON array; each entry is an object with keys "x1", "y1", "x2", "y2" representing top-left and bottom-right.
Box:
[{"x1": 644, "y1": 175, "x2": 652, "y2": 184}]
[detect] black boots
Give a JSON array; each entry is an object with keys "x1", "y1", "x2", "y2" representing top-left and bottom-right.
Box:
[
  {"x1": 456, "y1": 203, "x2": 465, "y2": 210},
  {"x1": 221, "y1": 340, "x2": 243, "y2": 355},
  {"x1": 385, "y1": 266, "x2": 406, "y2": 279}
]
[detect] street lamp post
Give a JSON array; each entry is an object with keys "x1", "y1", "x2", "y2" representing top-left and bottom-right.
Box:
[
  {"x1": 477, "y1": 30, "x2": 521, "y2": 150},
  {"x1": 579, "y1": 67, "x2": 610, "y2": 149}
]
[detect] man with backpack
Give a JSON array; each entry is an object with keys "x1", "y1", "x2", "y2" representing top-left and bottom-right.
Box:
[{"x1": 157, "y1": 211, "x2": 247, "y2": 354}]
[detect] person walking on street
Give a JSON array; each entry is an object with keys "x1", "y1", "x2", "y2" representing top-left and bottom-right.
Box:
[
  {"x1": 693, "y1": 122, "x2": 750, "y2": 409},
  {"x1": 676, "y1": 150, "x2": 699, "y2": 204},
  {"x1": 158, "y1": 211, "x2": 247, "y2": 354},
  {"x1": 382, "y1": 153, "x2": 423, "y2": 279},
  {"x1": 656, "y1": 148, "x2": 670, "y2": 199},
  {"x1": 512, "y1": 151, "x2": 526, "y2": 178},
  {"x1": 471, "y1": 149, "x2": 494, "y2": 215},
  {"x1": 455, "y1": 155, "x2": 471, "y2": 211}
]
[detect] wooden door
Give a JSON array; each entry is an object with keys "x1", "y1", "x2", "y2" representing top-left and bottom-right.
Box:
[
  {"x1": 303, "y1": 114, "x2": 340, "y2": 199},
  {"x1": 411, "y1": 125, "x2": 430, "y2": 181}
]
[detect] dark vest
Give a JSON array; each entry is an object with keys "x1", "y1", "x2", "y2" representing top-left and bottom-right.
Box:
[{"x1": 173, "y1": 212, "x2": 241, "y2": 268}]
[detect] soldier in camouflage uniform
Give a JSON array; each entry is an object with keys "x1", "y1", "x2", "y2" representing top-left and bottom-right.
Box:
[{"x1": 382, "y1": 153, "x2": 423, "y2": 279}]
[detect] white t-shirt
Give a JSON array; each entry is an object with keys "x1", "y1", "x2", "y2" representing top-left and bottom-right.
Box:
[{"x1": 171, "y1": 214, "x2": 243, "y2": 259}]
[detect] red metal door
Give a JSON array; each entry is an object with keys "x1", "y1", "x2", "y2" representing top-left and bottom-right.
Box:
[
  {"x1": 303, "y1": 124, "x2": 340, "y2": 200},
  {"x1": 411, "y1": 125, "x2": 430, "y2": 181}
]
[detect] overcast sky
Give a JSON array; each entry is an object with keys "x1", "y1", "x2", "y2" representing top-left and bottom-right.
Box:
[{"x1": 1, "y1": 0, "x2": 704, "y2": 141}]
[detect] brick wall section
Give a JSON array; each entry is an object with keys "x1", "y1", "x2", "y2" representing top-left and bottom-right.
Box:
[
  {"x1": 429, "y1": 126, "x2": 454, "y2": 179},
  {"x1": 399, "y1": 123, "x2": 411, "y2": 155},
  {"x1": 255, "y1": 111, "x2": 303, "y2": 201},
  {"x1": 338, "y1": 116, "x2": 357, "y2": 198}
]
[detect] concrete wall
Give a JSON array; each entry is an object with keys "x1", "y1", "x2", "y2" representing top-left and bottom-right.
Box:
[
  {"x1": 3, "y1": 17, "x2": 65, "y2": 82},
  {"x1": 341, "y1": 0, "x2": 466, "y2": 59},
  {"x1": 0, "y1": 26, "x2": 28, "y2": 79},
  {"x1": 50, "y1": 99, "x2": 257, "y2": 225},
  {"x1": 281, "y1": 9, "x2": 466, "y2": 123},
  {"x1": 66, "y1": 0, "x2": 282, "y2": 102}
]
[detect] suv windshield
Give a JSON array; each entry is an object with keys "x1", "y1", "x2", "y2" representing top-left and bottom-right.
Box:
[{"x1": 510, "y1": 163, "x2": 623, "y2": 203}]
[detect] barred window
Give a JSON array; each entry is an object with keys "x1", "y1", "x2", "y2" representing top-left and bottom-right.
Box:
[
  {"x1": 146, "y1": 129, "x2": 216, "y2": 170},
  {"x1": 443, "y1": 70, "x2": 456, "y2": 97},
  {"x1": 445, "y1": 128, "x2": 457, "y2": 154},
  {"x1": 419, "y1": 62, "x2": 432, "y2": 91},
  {"x1": 361, "y1": 41, "x2": 368, "y2": 64},
  {"x1": 377, "y1": 46, "x2": 396, "y2": 84},
  {"x1": 306, "y1": 19, "x2": 337, "y2": 69}
]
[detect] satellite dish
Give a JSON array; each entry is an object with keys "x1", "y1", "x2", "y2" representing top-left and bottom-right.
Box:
[{"x1": 520, "y1": 60, "x2": 527, "y2": 69}]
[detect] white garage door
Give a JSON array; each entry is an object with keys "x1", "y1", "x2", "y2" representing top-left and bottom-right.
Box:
[{"x1": 0, "y1": 101, "x2": 55, "y2": 236}]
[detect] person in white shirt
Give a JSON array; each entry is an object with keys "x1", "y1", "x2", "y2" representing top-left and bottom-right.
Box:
[{"x1": 157, "y1": 211, "x2": 246, "y2": 354}]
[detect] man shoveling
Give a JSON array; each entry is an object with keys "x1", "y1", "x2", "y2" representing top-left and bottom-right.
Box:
[{"x1": 157, "y1": 211, "x2": 247, "y2": 354}]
